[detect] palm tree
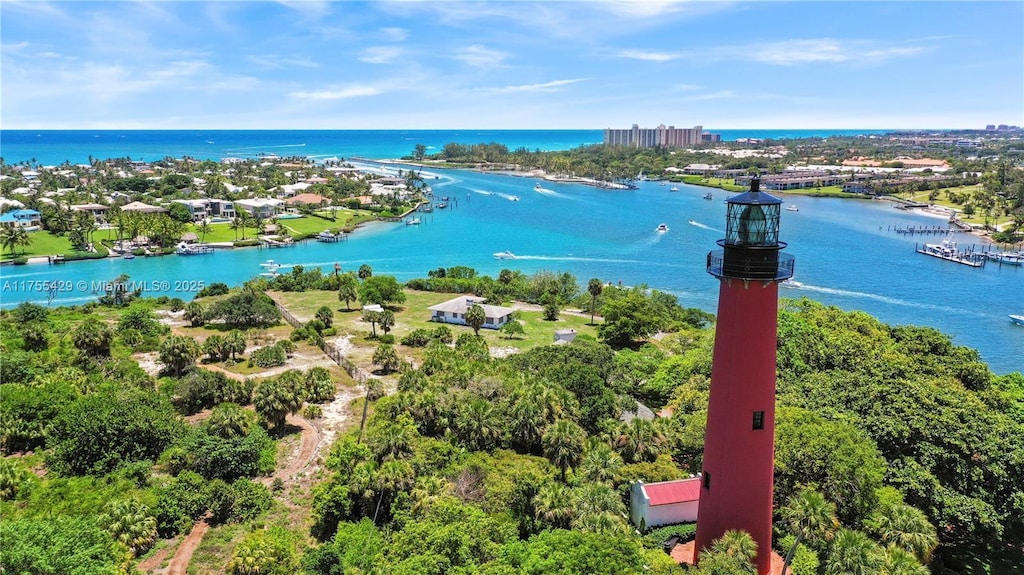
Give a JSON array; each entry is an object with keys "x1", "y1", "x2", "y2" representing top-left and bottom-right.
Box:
[
  {"x1": 97, "y1": 498, "x2": 158, "y2": 557},
  {"x1": 781, "y1": 487, "x2": 839, "y2": 575},
  {"x1": 533, "y1": 481, "x2": 574, "y2": 528},
  {"x1": 253, "y1": 377, "x2": 303, "y2": 431},
  {"x1": 825, "y1": 529, "x2": 884, "y2": 575},
  {"x1": 455, "y1": 398, "x2": 502, "y2": 451},
  {"x1": 865, "y1": 503, "x2": 938, "y2": 564},
  {"x1": 0, "y1": 227, "x2": 16, "y2": 256},
  {"x1": 229, "y1": 215, "x2": 242, "y2": 241},
  {"x1": 880, "y1": 545, "x2": 929, "y2": 575},
  {"x1": 197, "y1": 219, "x2": 212, "y2": 243},
  {"x1": 206, "y1": 403, "x2": 256, "y2": 439},
  {"x1": 578, "y1": 441, "x2": 624, "y2": 483},
  {"x1": 543, "y1": 419, "x2": 586, "y2": 481},
  {"x1": 410, "y1": 476, "x2": 448, "y2": 512},
  {"x1": 613, "y1": 418, "x2": 666, "y2": 463},
  {"x1": 507, "y1": 397, "x2": 546, "y2": 453},
  {"x1": 11, "y1": 228, "x2": 31, "y2": 256},
  {"x1": 587, "y1": 278, "x2": 603, "y2": 324},
  {"x1": 465, "y1": 304, "x2": 486, "y2": 335},
  {"x1": 224, "y1": 330, "x2": 247, "y2": 360}
]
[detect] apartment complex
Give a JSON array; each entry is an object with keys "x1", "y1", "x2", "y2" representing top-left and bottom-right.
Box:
[{"x1": 604, "y1": 124, "x2": 708, "y2": 148}]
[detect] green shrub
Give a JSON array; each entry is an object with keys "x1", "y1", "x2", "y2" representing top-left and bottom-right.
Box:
[
  {"x1": 12, "y1": 257, "x2": 28, "y2": 265},
  {"x1": 249, "y1": 345, "x2": 286, "y2": 368},
  {"x1": 322, "y1": 327, "x2": 337, "y2": 337},
  {"x1": 378, "y1": 334, "x2": 395, "y2": 345},
  {"x1": 401, "y1": 328, "x2": 432, "y2": 347}
]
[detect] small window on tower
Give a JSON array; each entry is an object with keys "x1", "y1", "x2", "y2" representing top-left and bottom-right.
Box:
[
  {"x1": 703, "y1": 472, "x2": 711, "y2": 490},
  {"x1": 753, "y1": 411, "x2": 765, "y2": 430}
]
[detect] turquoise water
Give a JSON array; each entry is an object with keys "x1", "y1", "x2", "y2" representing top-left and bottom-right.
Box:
[
  {"x1": 1, "y1": 165, "x2": 1021, "y2": 375},
  {"x1": 0, "y1": 129, "x2": 890, "y2": 166}
]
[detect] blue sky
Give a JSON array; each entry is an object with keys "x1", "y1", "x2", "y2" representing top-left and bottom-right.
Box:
[{"x1": 2, "y1": 1, "x2": 1021, "y2": 130}]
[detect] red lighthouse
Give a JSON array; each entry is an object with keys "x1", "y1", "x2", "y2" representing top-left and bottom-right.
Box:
[{"x1": 693, "y1": 177, "x2": 794, "y2": 574}]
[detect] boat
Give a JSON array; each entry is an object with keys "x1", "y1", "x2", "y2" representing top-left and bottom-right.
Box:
[
  {"x1": 917, "y1": 234, "x2": 986, "y2": 267},
  {"x1": 534, "y1": 183, "x2": 543, "y2": 191},
  {"x1": 669, "y1": 186, "x2": 679, "y2": 192},
  {"x1": 1010, "y1": 315, "x2": 1024, "y2": 327},
  {"x1": 406, "y1": 218, "x2": 421, "y2": 226},
  {"x1": 703, "y1": 193, "x2": 713, "y2": 200},
  {"x1": 436, "y1": 202, "x2": 447, "y2": 209},
  {"x1": 493, "y1": 250, "x2": 516, "y2": 260},
  {"x1": 122, "y1": 252, "x2": 135, "y2": 260},
  {"x1": 786, "y1": 205, "x2": 799, "y2": 212},
  {"x1": 509, "y1": 195, "x2": 520, "y2": 202},
  {"x1": 986, "y1": 252, "x2": 1023, "y2": 266},
  {"x1": 688, "y1": 219, "x2": 699, "y2": 226},
  {"x1": 656, "y1": 223, "x2": 669, "y2": 233},
  {"x1": 659, "y1": 182, "x2": 666, "y2": 187}
]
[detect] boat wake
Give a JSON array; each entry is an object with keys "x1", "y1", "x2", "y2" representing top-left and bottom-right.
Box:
[
  {"x1": 688, "y1": 220, "x2": 720, "y2": 232},
  {"x1": 532, "y1": 186, "x2": 561, "y2": 197},
  {"x1": 468, "y1": 188, "x2": 493, "y2": 196},
  {"x1": 782, "y1": 281, "x2": 985, "y2": 315},
  {"x1": 511, "y1": 255, "x2": 671, "y2": 265}
]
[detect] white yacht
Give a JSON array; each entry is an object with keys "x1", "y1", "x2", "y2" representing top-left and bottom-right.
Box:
[
  {"x1": 656, "y1": 223, "x2": 669, "y2": 233},
  {"x1": 493, "y1": 250, "x2": 516, "y2": 260}
]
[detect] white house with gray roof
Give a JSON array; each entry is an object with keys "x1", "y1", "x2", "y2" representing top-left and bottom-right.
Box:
[{"x1": 428, "y1": 296, "x2": 514, "y2": 329}]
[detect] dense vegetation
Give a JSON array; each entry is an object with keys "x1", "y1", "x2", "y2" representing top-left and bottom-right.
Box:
[{"x1": 1, "y1": 272, "x2": 1021, "y2": 574}]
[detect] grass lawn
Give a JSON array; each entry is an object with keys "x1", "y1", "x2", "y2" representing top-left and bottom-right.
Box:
[
  {"x1": 0, "y1": 228, "x2": 116, "y2": 261},
  {"x1": 902, "y1": 185, "x2": 1013, "y2": 228},
  {"x1": 185, "y1": 210, "x2": 376, "y2": 244},
  {"x1": 271, "y1": 289, "x2": 602, "y2": 372}
]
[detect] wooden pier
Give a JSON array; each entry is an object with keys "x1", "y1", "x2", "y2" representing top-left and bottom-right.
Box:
[
  {"x1": 889, "y1": 225, "x2": 955, "y2": 235},
  {"x1": 915, "y1": 241, "x2": 986, "y2": 268}
]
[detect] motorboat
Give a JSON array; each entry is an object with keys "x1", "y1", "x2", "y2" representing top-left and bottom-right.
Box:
[
  {"x1": 688, "y1": 219, "x2": 698, "y2": 226},
  {"x1": 406, "y1": 218, "x2": 421, "y2": 225},
  {"x1": 534, "y1": 183, "x2": 543, "y2": 191},
  {"x1": 1010, "y1": 314, "x2": 1024, "y2": 327},
  {"x1": 987, "y1": 252, "x2": 1023, "y2": 266},
  {"x1": 509, "y1": 195, "x2": 520, "y2": 201},
  {"x1": 786, "y1": 205, "x2": 799, "y2": 212},
  {"x1": 703, "y1": 193, "x2": 713, "y2": 200},
  {"x1": 493, "y1": 250, "x2": 516, "y2": 260},
  {"x1": 669, "y1": 186, "x2": 679, "y2": 192},
  {"x1": 122, "y1": 252, "x2": 135, "y2": 260},
  {"x1": 656, "y1": 223, "x2": 669, "y2": 233}
]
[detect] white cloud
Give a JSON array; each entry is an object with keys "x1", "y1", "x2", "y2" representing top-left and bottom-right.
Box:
[
  {"x1": 487, "y1": 79, "x2": 585, "y2": 94},
  {"x1": 289, "y1": 85, "x2": 382, "y2": 100},
  {"x1": 618, "y1": 49, "x2": 679, "y2": 62},
  {"x1": 360, "y1": 46, "x2": 403, "y2": 65},
  {"x1": 705, "y1": 38, "x2": 927, "y2": 66},
  {"x1": 247, "y1": 55, "x2": 321, "y2": 70},
  {"x1": 454, "y1": 45, "x2": 507, "y2": 68},
  {"x1": 2, "y1": 41, "x2": 31, "y2": 52},
  {"x1": 378, "y1": 27, "x2": 408, "y2": 42}
]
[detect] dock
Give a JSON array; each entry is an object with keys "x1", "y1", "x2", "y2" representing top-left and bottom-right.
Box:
[
  {"x1": 915, "y1": 241, "x2": 986, "y2": 268},
  {"x1": 890, "y1": 225, "x2": 955, "y2": 235},
  {"x1": 315, "y1": 232, "x2": 348, "y2": 243}
]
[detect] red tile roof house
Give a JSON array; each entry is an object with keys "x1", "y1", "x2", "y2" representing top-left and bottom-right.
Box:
[{"x1": 629, "y1": 477, "x2": 700, "y2": 530}]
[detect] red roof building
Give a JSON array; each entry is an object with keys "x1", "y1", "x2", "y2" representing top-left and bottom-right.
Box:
[{"x1": 630, "y1": 478, "x2": 701, "y2": 529}]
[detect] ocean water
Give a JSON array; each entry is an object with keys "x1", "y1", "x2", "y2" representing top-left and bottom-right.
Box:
[
  {"x1": 0, "y1": 159, "x2": 1021, "y2": 374},
  {"x1": 1, "y1": 131, "x2": 1020, "y2": 373},
  {"x1": 0, "y1": 129, "x2": 889, "y2": 166}
]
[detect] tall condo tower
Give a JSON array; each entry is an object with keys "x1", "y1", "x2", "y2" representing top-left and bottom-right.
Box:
[{"x1": 693, "y1": 177, "x2": 794, "y2": 574}]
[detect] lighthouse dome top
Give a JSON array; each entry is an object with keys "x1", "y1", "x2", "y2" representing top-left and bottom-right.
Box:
[{"x1": 725, "y1": 176, "x2": 782, "y2": 206}]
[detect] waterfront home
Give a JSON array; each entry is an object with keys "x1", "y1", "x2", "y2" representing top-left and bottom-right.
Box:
[
  {"x1": 630, "y1": 478, "x2": 701, "y2": 529},
  {"x1": 71, "y1": 203, "x2": 110, "y2": 223},
  {"x1": 428, "y1": 296, "x2": 514, "y2": 329},
  {"x1": 120, "y1": 201, "x2": 166, "y2": 214},
  {"x1": 171, "y1": 199, "x2": 211, "y2": 222},
  {"x1": 235, "y1": 198, "x2": 284, "y2": 220},
  {"x1": 276, "y1": 182, "x2": 314, "y2": 198},
  {"x1": 285, "y1": 193, "x2": 329, "y2": 207},
  {"x1": 0, "y1": 209, "x2": 42, "y2": 229},
  {"x1": 682, "y1": 163, "x2": 722, "y2": 176}
]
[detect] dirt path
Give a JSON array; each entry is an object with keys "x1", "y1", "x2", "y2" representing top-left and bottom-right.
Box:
[{"x1": 163, "y1": 516, "x2": 210, "y2": 575}]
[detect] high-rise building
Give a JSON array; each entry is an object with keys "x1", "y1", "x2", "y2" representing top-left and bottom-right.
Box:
[
  {"x1": 694, "y1": 177, "x2": 794, "y2": 575},
  {"x1": 603, "y1": 124, "x2": 706, "y2": 148}
]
